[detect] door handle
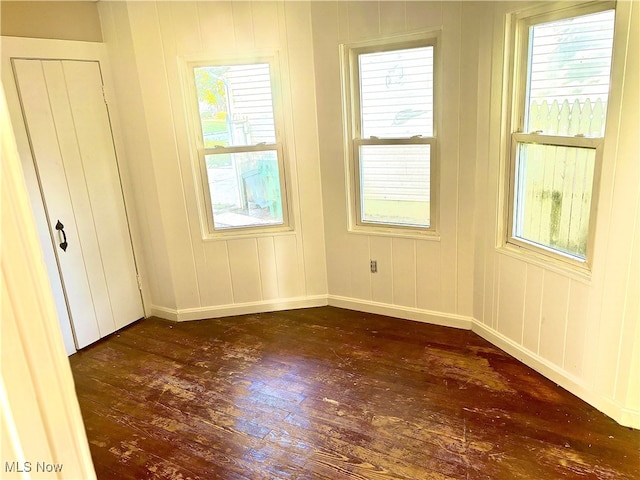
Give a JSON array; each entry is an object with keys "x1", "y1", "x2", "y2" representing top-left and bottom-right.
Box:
[{"x1": 55, "y1": 220, "x2": 68, "y2": 252}]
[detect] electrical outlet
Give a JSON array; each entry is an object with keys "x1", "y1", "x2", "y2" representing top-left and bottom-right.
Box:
[{"x1": 370, "y1": 260, "x2": 378, "y2": 273}]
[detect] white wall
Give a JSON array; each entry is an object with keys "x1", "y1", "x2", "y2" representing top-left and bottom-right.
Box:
[
  {"x1": 98, "y1": 1, "x2": 328, "y2": 320},
  {"x1": 311, "y1": 1, "x2": 475, "y2": 327}
]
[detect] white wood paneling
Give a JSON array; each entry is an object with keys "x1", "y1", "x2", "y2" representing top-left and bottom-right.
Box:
[
  {"x1": 615, "y1": 202, "x2": 639, "y2": 407},
  {"x1": 481, "y1": 256, "x2": 497, "y2": 329},
  {"x1": 232, "y1": 1, "x2": 255, "y2": 50},
  {"x1": 380, "y1": 2, "x2": 406, "y2": 35},
  {"x1": 563, "y1": 281, "x2": 590, "y2": 377},
  {"x1": 522, "y1": 264, "x2": 544, "y2": 353},
  {"x1": 257, "y1": 237, "x2": 279, "y2": 300},
  {"x1": 439, "y1": 1, "x2": 462, "y2": 316},
  {"x1": 469, "y1": 1, "x2": 639, "y2": 428},
  {"x1": 168, "y1": 1, "x2": 201, "y2": 53},
  {"x1": 470, "y1": 2, "x2": 494, "y2": 327},
  {"x1": 592, "y1": 0, "x2": 640, "y2": 402},
  {"x1": 198, "y1": 1, "x2": 235, "y2": 53},
  {"x1": 282, "y1": 0, "x2": 328, "y2": 298},
  {"x1": 370, "y1": 236, "x2": 393, "y2": 305},
  {"x1": 313, "y1": 1, "x2": 468, "y2": 328},
  {"x1": 457, "y1": 1, "x2": 481, "y2": 319},
  {"x1": 156, "y1": 0, "x2": 211, "y2": 313},
  {"x1": 416, "y1": 240, "x2": 442, "y2": 312},
  {"x1": 538, "y1": 266, "x2": 570, "y2": 366},
  {"x1": 326, "y1": 233, "x2": 352, "y2": 298},
  {"x1": 496, "y1": 255, "x2": 526, "y2": 343},
  {"x1": 350, "y1": 235, "x2": 371, "y2": 301},
  {"x1": 406, "y1": 1, "x2": 443, "y2": 32},
  {"x1": 392, "y1": 238, "x2": 416, "y2": 308},
  {"x1": 99, "y1": 1, "x2": 175, "y2": 311},
  {"x1": 100, "y1": 1, "x2": 327, "y2": 318},
  {"x1": 127, "y1": 2, "x2": 201, "y2": 311},
  {"x1": 202, "y1": 241, "x2": 234, "y2": 305},
  {"x1": 228, "y1": 238, "x2": 262, "y2": 303},
  {"x1": 337, "y1": 1, "x2": 350, "y2": 43},
  {"x1": 490, "y1": 256, "x2": 500, "y2": 330},
  {"x1": 347, "y1": 1, "x2": 380, "y2": 40},
  {"x1": 253, "y1": 1, "x2": 280, "y2": 49},
  {"x1": 274, "y1": 235, "x2": 301, "y2": 298},
  {"x1": 472, "y1": 255, "x2": 486, "y2": 325}
]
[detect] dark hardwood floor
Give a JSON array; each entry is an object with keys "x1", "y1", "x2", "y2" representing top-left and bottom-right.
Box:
[{"x1": 69, "y1": 307, "x2": 639, "y2": 479}]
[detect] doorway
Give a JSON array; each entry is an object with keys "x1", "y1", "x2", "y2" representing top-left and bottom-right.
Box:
[{"x1": 6, "y1": 47, "x2": 143, "y2": 352}]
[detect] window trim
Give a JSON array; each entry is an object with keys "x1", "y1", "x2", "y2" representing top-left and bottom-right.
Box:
[
  {"x1": 503, "y1": 2, "x2": 615, "y2": 271},
  {"x1": 182, "y1": 54, "x2": 292, "y2": 239},
  {"x1": 341, "y1": 32, "x2": 440, "y2": 238},
  {"x1": 506, "y1": 133, "x2": 605, "y2": 269}
]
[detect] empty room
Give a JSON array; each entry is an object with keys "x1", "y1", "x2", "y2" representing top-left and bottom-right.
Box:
[{"x1": 1, "y1": 0, "x2": 639, "y2": 479}]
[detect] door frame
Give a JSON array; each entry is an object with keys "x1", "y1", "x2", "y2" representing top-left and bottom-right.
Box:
[{"x1": 1, "y1": 36, "x2": 148, "y2": 354}]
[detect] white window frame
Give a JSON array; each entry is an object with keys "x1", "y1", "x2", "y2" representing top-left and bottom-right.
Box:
[
  {"x1": 341, "y1": 32, "x2": 440, "y2": 238},
  {"x1": 504, "y1": 2, "x2": 615, "y2": 271},
  {"x1": 182, "y1": 54, "x2": 291, "y2": 239}
]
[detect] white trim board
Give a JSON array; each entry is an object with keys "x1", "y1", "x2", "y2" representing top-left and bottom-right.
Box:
[
  {"x1": 151, "y1": 294, "x2": 474, "y2": 329},
  {"x1": 150, "y1": 295, "x2": 328, "y2": 322},
  {"x1": 327, "y1": 295, "x2": 474, "y2": 330}
]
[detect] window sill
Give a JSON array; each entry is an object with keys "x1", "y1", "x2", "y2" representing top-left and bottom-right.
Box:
[
  {"x1": 348, "y1": 224, "x2": 440, "y2": 241},
  {"x1": 498, "y1": 242, "x2": 592, "y2": 285},
  {"x1": 202, "y1": 225, "x2": 295, "y2": 242}
]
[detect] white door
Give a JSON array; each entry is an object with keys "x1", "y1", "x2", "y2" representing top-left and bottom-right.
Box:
[{"x1": 12, "y1": 58, "x2": 143, "y2": 349}]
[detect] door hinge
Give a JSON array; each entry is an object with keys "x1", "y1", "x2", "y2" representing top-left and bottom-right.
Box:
[{"x1": 136, "y1": 274, "x2": 143, "y2": 291}]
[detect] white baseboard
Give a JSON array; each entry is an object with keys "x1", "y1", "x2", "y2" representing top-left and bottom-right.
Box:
[
  {"x1": 150, "y1": 295, "x2": 472, "y2": 328},
  {"x1": 148, "y1": 304, "x2": 179, "y2": 321},
  {"x1": 472, "y1": 320, "x2": 639, "y2": 429},
  {"x1": 618, "y1": 407, "x2": 640, "y2": 430},
  {"x1": 150, "y1": 295, "x2": 328, "y2": 322},
  {"x1": 327, "y1": 295, "x2": 474, "y2": 330}
]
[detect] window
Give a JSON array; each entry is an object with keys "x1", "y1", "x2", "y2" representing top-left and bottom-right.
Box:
[
  {"x1": 188, "y1": 59, "x2": 289, "y2": 234},
  {"x1": 343, "y1": 35, "x2": 438, "y2": 233},
  {"x1": 507, "y1": 4, "x2": 615, "y2": 266}
]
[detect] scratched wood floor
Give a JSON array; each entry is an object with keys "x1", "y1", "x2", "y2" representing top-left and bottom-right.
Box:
[{"x1": 69, "y1": 306, "x2": 639, "y2": 480}]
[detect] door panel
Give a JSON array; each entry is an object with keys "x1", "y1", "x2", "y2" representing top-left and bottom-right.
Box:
[
  {"x1": 62, "y1": 61, "x2": 142, "y2": 329},
  {"x1": 13, "y1": 59, "x2": 102, "y2": 348},
  {"x1": 42, "y1": 60, "x2": 116, "y2": 340},
  {"x1": 12, "y1": 58, "x2": 143, "y2": 349}
]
